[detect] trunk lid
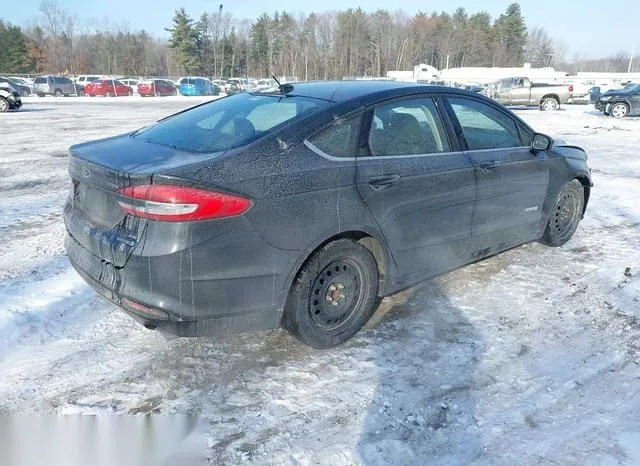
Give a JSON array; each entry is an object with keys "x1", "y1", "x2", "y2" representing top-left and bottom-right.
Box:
[{"x1": 66, "y1": 134, "x2": 222, "y2": 267}]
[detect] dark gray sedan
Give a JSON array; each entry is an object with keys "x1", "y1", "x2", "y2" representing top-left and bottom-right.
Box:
[{"x1": 64, "y1": 81, "x2": 592, "y2": 348}]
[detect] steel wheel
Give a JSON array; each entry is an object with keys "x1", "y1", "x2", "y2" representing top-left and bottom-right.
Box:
[
  {"x1": 610, "y1": 103, "x2": 628, "y2": 119},
  {"x1": 540, "y1": 179, "x2": 584, "y2": 247},
  {"x1": 309, "y1": 258, "x2": 365, "y2": 331},
  {"x1": 283, "y1": 239, "x2": 379, "y2": 348}
]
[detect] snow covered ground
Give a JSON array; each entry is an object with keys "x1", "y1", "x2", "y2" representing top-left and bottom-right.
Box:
[{"x1": 1, "y1": 97, "x2": 639, "y2": 465}]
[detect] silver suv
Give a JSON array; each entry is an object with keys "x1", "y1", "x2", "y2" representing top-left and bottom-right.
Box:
[{"x1": 33, "y1": 75, "x2": 78, "y2": 97}]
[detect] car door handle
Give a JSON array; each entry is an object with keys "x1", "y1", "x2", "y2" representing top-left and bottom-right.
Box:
[
  {"x1": 479, "y1": 161, "x2": 501, "y2": 170},
  {"x1": 368, "y1": 175, "x2": 401, "y2": 190}
]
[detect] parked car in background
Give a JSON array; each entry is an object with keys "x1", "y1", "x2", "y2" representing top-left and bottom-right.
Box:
[
  {"x1": 464, "y1": 84, "x2": 484, "y2": 93},
  {"x1": 0, "y1": 76, "x2": 30, "y2": 97},
  {"x1": 0, "y1": 81, "x2": 22, "y2": 112},
  {"x1": 211, "y1": 79, "x2": 227, "y2": 90},
  {"x1": 255, "y1": 78, "x2": 276, "y2": 89},
  {"x1": 65, "y1": 81, "x2": 592, "y2": 348},
  {"x1": 10, "y1": 76, "x2": 34, "y2": 87},
  {"x1": 33, "y1": 75, "x2": 78, "y2": 97},
  {"x1": 178, "y1": 77, "x2": 218, "y2": 96},
  {"x1": 74, "y1": 75, "x2": 105, "y2": 95},
  {"x1": 487, "y1": 77, "x2": 573, "y2": 110},
  {"x1": 226, "y1": 78, "x2": 255, "y2": 93},
  {"x1": 138, "y1": 79, "x2": 177, "y2": 97},
  {"x1": 7, "y1": 77, "x2": 33, "y2": 95},
  {"x1": 84, "y1": 79, "x2": 133, "y2": 97},
  {"x1": 595, "y1": 83, "x2": 640, "y2": 118},
  {"x1": 118, "y1": 78, "x2": 141, "y2": 92}
]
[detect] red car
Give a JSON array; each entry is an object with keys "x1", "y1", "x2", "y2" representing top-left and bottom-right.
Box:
[
  {"x1": 85, "y1": 79, "x2": 133, "y2": 97},
  {"x1": 138, "y1": 79, "x2": 177, "y2": 97}
]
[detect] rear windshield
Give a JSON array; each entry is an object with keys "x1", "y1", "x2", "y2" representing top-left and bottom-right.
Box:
[
  {"x1": 133, "y1": 93, "x2": 329, "y2": 153},
  {"x1": 34, "y1": 77, "x2": 47, "y2": 83}
]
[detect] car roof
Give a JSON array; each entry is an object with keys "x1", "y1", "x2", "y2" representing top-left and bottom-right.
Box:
[{"x1": 263, "y1": 80, "x2": 474, "y2": 104}]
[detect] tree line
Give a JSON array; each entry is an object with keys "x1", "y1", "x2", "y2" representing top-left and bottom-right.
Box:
[{"x1": 0, "y1": 1, "x2": 637, "y2": 78}]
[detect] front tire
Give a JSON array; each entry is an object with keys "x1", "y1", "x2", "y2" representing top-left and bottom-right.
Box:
[
  {"x1": 540, "y1": 97, "x2": 559, "y2": 111},
  {"x1": 610, "y1": 102, "x2": 629, "y2": 119},
  {"x1": 54, "y1": 89, "x2": 63, "y2": 97},
  {"x1": 283, "y1": 239, "x2": 379, "y2": 348},
  {"x1": 540, "y1": 179, "x2": 584, "y2": 247},
  {"x1": 0, "y1": 97, "x2": 9, "y2": 113},
  {"x1": 104, "y1": 91, "x2": 112, "y2": 97}
]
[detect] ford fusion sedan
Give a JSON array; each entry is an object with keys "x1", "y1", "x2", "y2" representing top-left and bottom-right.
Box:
[{"x1": 64, "y1": 81, "x2": 592, "y2": 348}]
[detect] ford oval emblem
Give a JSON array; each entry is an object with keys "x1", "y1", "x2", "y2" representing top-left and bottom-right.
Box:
[{"x1": 81, "y1": 167, "x2": 91, "y2": 178}]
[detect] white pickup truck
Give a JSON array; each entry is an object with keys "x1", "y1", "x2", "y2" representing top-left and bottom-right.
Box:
[{"x1": 486, "y1": 77, "x2": 573, "y2": 111}]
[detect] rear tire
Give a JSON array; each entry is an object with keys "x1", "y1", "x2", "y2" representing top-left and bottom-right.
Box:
[
  {"x1": 540, "y1": 97, "x2": 559, "y2": 111},
  {"x1": 540, "y1": 179, "x2": 584, "y2": 247},
  {"x1": 0, "y1": 97, "x2": 9, "y2": 113},
  {"x1": 127, "y1": 90, "x2": 133, "y2": 96},
  {"x1": 610, "y1": 102, "x2": 629, "y2": 119},
  {"x1": 20, "y1": 89, "x2": 29, "y2": 97},
  {"x1": 283, "y1": 239, "x2": 379, "y2": 348}
]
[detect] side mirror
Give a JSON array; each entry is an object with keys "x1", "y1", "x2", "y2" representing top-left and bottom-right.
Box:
[{"x1": 532, "y1": 133, "x2": 552, "y2": 152}]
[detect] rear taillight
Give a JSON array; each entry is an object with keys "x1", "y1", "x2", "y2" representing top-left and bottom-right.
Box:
[
  {"x1": 568, "y1": 85, "x2": 574, "y2": 92},
  {"x1": 117, "y1": 185, "x2": 252, "y2": 222}
]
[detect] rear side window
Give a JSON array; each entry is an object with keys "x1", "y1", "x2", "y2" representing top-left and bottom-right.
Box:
[
  {"x1": 448, "y1": 97, "x2": 522, "y2": 150},
  {"x1": 134, "y1": 93, "x2": 330, "y2": 153},
  {"x1": 34, "y1": 77, "x2": 46, "y2": 84},
  {"x1": 308, "y1": 115, "x2": 362, "y2": 158},
  {"x1": 368, "y1": 97, "x2": 450, "y2": 156}
]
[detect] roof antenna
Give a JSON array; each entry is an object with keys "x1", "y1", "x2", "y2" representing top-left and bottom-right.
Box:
[{"x1": 255, "y1": 55, "x2": 287, "y2": 94}]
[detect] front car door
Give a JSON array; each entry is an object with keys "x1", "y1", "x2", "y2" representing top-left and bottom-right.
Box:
[
  {"x1": 355, "y1": 95, "x2": 477, "y2": 287},
  {"x1": 494, "y1": 78, "x2": 514, "y2": 105},
  {"x1": 509, "y1": 78, "x2": 530, "y2": 105},
  {"x1": 630, "y1": 87, "x2": 640, "y2": 114},
  {"x1": 443, "y1": 96, "x2": 550, "y2": 257}
]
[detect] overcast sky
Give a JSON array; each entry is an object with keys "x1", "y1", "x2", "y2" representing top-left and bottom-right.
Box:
[{"x1": 4, "y1": 0, "x2": 638, "y2": 61}]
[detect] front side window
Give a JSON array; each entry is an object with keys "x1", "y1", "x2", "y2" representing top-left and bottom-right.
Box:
[
  {"x1": 308, "y1": 115, "x2": 362, "y2": 158},
  {"x1": 134, "y1": 93, "x2": 329, "y2": 153},
  {"x1": 448, "y1": 97, "x2": 522, "y2": 150},
  {"x1": 368, "y1": 98, "x2": 450, "y2": 156}
]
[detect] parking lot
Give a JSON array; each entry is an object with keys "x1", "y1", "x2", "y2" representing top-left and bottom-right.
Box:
[{"x1": 1, "y1": 97, "x2": 640, "y2": 464}]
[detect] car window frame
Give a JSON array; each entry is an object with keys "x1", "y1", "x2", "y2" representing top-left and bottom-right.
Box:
[
  {"x1": 305, "y1": 112, "x2": 364, "y2": 160},
  {"x1": 441, "y1": 94, "x2": 533, "y2": 152},
  {"x1": 356, "y1": 94, "x2": 460, "y2": 159}
]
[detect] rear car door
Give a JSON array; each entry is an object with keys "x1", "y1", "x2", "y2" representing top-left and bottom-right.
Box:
[
  {"x1": 355, "y1": 96, "x2": 476, "y2": 284},
  {"x1": 444, "y1": 96, "x2": 550, "y2": 256}
]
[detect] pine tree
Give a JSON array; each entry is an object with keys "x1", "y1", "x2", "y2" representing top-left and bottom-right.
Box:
[
  {"x1": 492, "y1": 3, "x2": 527, "y2": 66},
  {"x1": 166, "y1": 8, "x2": 200, "y2": 74},
  {"x1": 0, "y1": 21, "x2": 32, "y2": 73}
]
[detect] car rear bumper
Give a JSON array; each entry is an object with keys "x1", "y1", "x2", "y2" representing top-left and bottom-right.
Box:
[{"x1": 64, "y1": 220, "x2": 295, "y2": 337}]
